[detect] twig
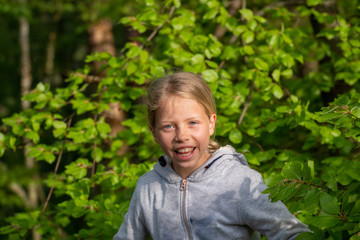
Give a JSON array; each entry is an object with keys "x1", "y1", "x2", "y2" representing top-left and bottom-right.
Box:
[
  {"x1": 23, "y1": 114, "x2": 74, "y2": 239},
  {"x1": 41, "y1": 114, "x2": 73, "y2": 213},
  {"x1": 217, "y1": 61, "x2": 225, "y2": 71},
  {"x1": 91, "y1": 113, "x2": 98, "y2": 177},
  {"x1": 238, "y1": 81, "x2": 254, "y2": 125},
  {"x1": 121, "y1": 6, "x2": 176, "y2": 71},
  {"x1": 145, "y1": 6, "x2": 175, "y2": 44},
  {"x1": 74, "y1": 72, "x2": 102, "y2": 83}
]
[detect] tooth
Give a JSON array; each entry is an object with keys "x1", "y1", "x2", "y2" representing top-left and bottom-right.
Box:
[{"x1": 178, "y1": 148, "x2": 192, "y2": 153}]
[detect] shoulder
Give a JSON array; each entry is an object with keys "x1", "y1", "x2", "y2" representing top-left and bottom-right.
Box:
[{"x1": 217, "y1": 152, "x2": 266, "y2": 192}]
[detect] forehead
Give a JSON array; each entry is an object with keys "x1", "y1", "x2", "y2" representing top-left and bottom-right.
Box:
[{"x1": 156, "y1": 95, "x2": 207, "y2": 119}]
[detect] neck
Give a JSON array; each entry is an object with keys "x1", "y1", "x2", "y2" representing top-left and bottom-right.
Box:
[{"x1": 171, "y1": 151, "x2": 211, "y2": 179}]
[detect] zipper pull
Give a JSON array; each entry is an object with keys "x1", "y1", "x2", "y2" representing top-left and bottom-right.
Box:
[{"x1": 180, "y1": 179, "x2": 187, "y2": 191}]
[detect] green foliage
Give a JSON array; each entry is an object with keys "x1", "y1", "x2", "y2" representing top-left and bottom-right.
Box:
[{"x1": 0, "y1": 0, "x2": 360, "y2": 239}]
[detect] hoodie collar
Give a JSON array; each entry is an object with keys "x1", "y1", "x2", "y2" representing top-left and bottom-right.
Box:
[{"x1": 153, "y1": 145, "x2": 248, "y2": 183}]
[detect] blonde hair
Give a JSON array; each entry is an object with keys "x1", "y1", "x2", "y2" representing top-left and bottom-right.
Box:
[{"x1": 147, "y1": 72, "x2": 220, "y2": 153}]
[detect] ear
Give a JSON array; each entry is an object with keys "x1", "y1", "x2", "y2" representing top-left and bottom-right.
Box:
[
  {"x1": 209, "y1": 113, "x2": 216, "y2": 136},
  {"x1": 149, "y1": 125, "x2": 159, "y2": 143}
]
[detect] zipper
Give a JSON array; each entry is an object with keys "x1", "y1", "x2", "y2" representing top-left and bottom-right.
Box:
[{"x1": 180, "y1": 179, "x2": 191, "y2": 240}]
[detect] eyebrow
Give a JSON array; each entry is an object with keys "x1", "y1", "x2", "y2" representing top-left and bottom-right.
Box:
[{"x1": 159, "y1": 116, "x2": 204, "y2": 123}]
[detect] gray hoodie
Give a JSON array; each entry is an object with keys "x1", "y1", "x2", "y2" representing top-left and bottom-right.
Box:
[{"x1": 114, "y1": 146, "x2": 309, "y2": 240}]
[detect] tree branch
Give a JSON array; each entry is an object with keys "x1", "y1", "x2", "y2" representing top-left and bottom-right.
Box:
[
  {"x1": 41, "y1": 114, "x2": 73, "y2": 214},
  {"x1": 121, "y1": 6, "x2": 176, "y2": 71},
  {"x1": 74, "y1": 72, "x2": 102, "y2": 83},
  {"x1": 91, "y1": 113, "x2": 98, "y2": 177},
  {"x1": 238, "y1": 80, "x2": 254, "y2": 125}
]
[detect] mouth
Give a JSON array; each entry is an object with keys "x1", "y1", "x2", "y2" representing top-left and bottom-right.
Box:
[{"x1": 175, "y1": 147, "x2": 195, "y2": 158}]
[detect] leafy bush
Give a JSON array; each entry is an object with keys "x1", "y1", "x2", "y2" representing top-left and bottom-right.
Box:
[{"x1": 0, "y1": 0, "x2": 359, "y2": 239}]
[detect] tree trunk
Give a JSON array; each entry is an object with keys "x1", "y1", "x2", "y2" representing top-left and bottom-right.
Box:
[
  {"x1": 44, "y1": 12, "x2": 61, "y2": 86},
  {"x1": 88, "y1": 19, "x2": 127, "y2": 152},
  {"x1": 88, "y1": 19, "x2": 116, "y2": 72},
  {"x1": 19, "y1": 2, "x2": 41, "y2": 240},
  {"x1": 19, "y1": 15, "x2": 32, "y2": 111}
]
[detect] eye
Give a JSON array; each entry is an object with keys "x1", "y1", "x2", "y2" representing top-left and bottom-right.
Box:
[
  {"x1": 162, "y1": 124, "x2": 174, "y2": 129},
  {"x1": 189, "y1": 121, "x2": 198, "y2": 126}
]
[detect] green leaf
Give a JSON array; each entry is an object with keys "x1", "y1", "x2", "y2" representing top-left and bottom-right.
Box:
[
  {"x1": 346, "y1": 168, "x2": 360, "y2": 181},
  {"x1": 267, "y1": 180, "x2": 300, "y2": 202},
  {"x1": 307, "y1": 0, "x2": 323, "y2": 6},
  {"x1": 255, "y1": 149, "x2": 276, "y2": 163},
  {"x1": 269, "y1": 34, "x2": 279, "y2": 47},
  {"x1": 96, "y1": 122, "x2": 111, "y2": 138},
  {"x1": 53, "y1": 120, "x2": 67, "y2": 138},
  {"x1": 239, "y1": 9, "x2": 253, "y2": 21},
  {"x1": 25, "y1": 130, "x2": 40, "y2": 144},
  {"x1": 202, "y1": 69, "x2": 218, "y2": 82},
  {"x1": 247, "y1": 20, "x2": 257, "y2": 31},
  {"x1": 229, "y1": 129, "x2": 242, "y2": 144},
  {"x1": 244, "y1": 153, "x2": 260, "y2": 166},
  {"x1": 320, "y1": 193, "x2": 340, "y2": 214},
  {"x1": 71, "y1": 99, "x2": 96, "y2": 115},
  {"x1": 283, "y1": 161, "x2": 302, "y2": 180},
  {"x1": 173, "y1": 0, "x2": 181, "y2": 8},
  {"x1": 272, "y1": 84, "x2": 284, "y2": 99},
  {"x1": 203, "y1": 8, "x2": 218, "y2": 20},
  {"x1": 91, "y1": 147, "x2": 103, "y2": 163},
  {"x1": 242, "y1": 45, "x2": 254, "y2": 55},
  {"x1": 145, "y1": 0, "x2": 154, "y2": 6},
  {"x1": 53, "y1": 121, "x2": 66, "y2": 129},
  {"x1": 111, "y1": 140, "x2": 123, "y2": 152},
  {"x1": 140, "y1": 50, "x2": 149, "y2": 63},
  {"x1": 295, "y1": 232, "x2": 317, "y2": 240},
  {"x1": 281, "y1": 69, "x2": 293, "y2": 79},
  {"x1": 0, "y1": 145, "x2": 5, "y2": 157},
  {"x1": 65, "y1": 158, "x2": 90, "y2": 179},
  {"x1": 281, "y1": 33, "x2": 293, "y2": 47},
  {"x1": 280, "y1": 54, "x2": 295, "y2": 68},
  {"x1": 242, "y1": 31, "x2": 254, "y2": 44},
  {"x1": 43, "y1": 152, "x2": 56, "y2": 164},
  {"x1": 304, "y1": 189, "x2": 322, "y2": 212},
  {"x1": 272, "y1": 69, "x2": 280, "y2": 82},
  {"x1": 321, "y1": 167, "x2": 338, "y2": 190},
  {"x1": 126, "y1": 61, "x2": 137, "y2": 76},
  {"x1": 171, "y1": 16, "x2": 185, "y2": 31},
  {"x1": 36, "y1": 82, "x2": 46, "y2": 92},
  {"x1": 333, "y1": 96, "x2": 349, "y2": 106},
  {"x1": 351, "y1": 106, "x2": 360, "y2": 118},
  {"x1": 67, "y1": 130, "x2": 88, "y2": 143},
  {"x1": 306, "y1": 213, "x2": 342, "y2": 228},
  {"x1": 254, "y1": 58, "x2": 269, "y2": 72},
  {"x1": 0, "y1": 225, "x2": 17, "y2": 235}
]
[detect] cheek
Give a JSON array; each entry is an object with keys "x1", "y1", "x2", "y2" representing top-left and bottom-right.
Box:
[
  {"x1": 157, "y1": 132, "x2": 173, "y2": 145},
  {"x1": 194, "y1": 128, "x2": 211, "y2": 142}
]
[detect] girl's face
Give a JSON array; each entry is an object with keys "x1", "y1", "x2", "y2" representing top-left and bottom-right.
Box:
[{"x1": 151, "y1": 95, "x2": 216, "y2": 179}]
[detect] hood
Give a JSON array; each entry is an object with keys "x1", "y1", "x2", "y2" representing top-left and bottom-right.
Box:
[{"x1": 153, "y1": 145, "x2": 248, "y2": 183}]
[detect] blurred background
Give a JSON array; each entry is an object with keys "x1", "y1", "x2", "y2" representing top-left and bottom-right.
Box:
[{"x1": 0, "y1": 0, "x2": 360, "y2": 239}]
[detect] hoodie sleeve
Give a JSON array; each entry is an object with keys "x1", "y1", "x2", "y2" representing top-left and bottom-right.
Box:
[
  {"x1": 238, "y1": 169, "x2": 310, "y2": 240},
  {"x1": 113, "y1": 186, "x2": 149, "y2": 240}
]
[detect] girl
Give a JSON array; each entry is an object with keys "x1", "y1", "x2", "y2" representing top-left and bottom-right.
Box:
[{"x1": 114, "y1": 72, "x2": 309, "y2": 240}]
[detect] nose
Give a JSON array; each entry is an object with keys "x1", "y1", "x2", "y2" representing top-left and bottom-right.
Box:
[{"x1": 174, "y1": 126, "x2": 189, "y2": 142}]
